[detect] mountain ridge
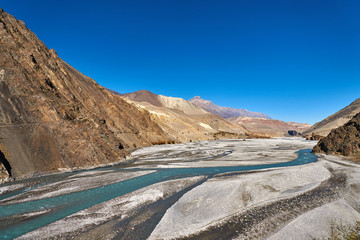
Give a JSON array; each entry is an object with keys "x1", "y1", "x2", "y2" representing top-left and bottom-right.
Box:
[
  {"x1": 188, "y1": 96, "x2": 311, "y2": 137},
  {"x1": 189, "y1": 96, "x2": 271, "y2": 119},
  {"x1": 121, "y1": 90, "x2": 248, "y2": 140}
]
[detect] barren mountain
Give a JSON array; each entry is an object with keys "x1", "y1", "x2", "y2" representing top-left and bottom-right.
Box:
[
  {"x1": 0, "y1": 8, "x2": 172, "y2": 182},
  {"x1": 313, "y1": 112, "x2": 360, "y2": 156},
  {"x1": 189, "y1": 96, "x2": 310, "y2": 137},
  {"x1": 157, "y1": 95, "x2": 210, "y2": 115},
  {"x1": 189, "y1": 96, "x2": 271, "y2": 119},
  {"x1": 122, "y1": 90, "x2": 248, "y2": 142},
  {"x1": 304, "y1": 98, "x2": 360, "y2": 137},
  {"x1": 122, "y1": 91, "x2": 209, "y2": 115},
  {"x1": 228, "y1": 117, "x2": 311, "y2": 137}
]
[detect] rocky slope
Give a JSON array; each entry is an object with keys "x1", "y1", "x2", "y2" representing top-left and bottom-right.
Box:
[
  {"x1": 0, "y1": 8, "x2": 172, "y2": 182},
  {"x1": 304, "y1": 98, "x2": 360, "y2": 137},
  {"x1": 313, "y1": 112, "x2": 360, "y2": 156},
  {"x1": 189, "y1": 96, "x2": 271, "y2": 119},
  {"x1": 122, "y1": 90, "x2": 163, "y2": 107},
  {"x1": 228, "y1": 116, "x2": 311, "y2": 137},
  {"x1": 121, "y1": 90, "x2": 248, "y2": 142}
]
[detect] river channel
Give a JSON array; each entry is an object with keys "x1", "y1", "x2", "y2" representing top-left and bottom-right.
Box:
[{"x1": 0, "y1": 138, "x2": 318, "y2": 239}]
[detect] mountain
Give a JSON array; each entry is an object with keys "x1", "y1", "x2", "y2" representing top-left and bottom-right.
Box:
[
  {"x1": 313, "y1": 112, "x2": 360, "y2": 156},
  {"x1": 304, "y1": 98, "x2": 360, "y2": 137},
  {"x1": 0, "y1": 9, "x2": 172, "y2": 182},
  {"x1": 157, "y1": 95, "x2": 210, "y2": 115},
  {"x1": 189, "y1": 96, "x2": 310, "y2": 137},
  {"x1": 189, "y1": 96, "x2": 271, "y2": 119},
  {"x1": 228, "y1": 117, "x2": 311, "y2": 137},
  {"x1": 121, "y1": 90, "x2": 248, "y2": 142},
  {"x1": 123, "y1": 91, "x2": 209, "y2": 115}
]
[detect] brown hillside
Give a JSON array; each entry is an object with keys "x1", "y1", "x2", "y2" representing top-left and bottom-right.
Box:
[
  {"x1": 313, "y1": 112, "x2": 360, "y2": 156},
  {"x1": 122, "y1": 90, "x2": 163, "y2": 107},
  {"x1": 0, "y1": 8, "x2": 171, "y2": 181}
]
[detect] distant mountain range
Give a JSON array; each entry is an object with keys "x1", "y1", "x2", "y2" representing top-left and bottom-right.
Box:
[
  {"x1": 121, "y1": 90, "x2": 248, "y2": 142},
  {"x1": 188, "y1": 96, "x2": 310, "y2": 137},
  {"x1": 121, "y1": 91, "x2": 311, "y2": 138},
  {"x1": 105, "y1": 88, "x2": 360, "y2": 157},
  {"x1": 228, "y1": 116, "x2": 311, "y2": 137},
  {"x1": 189, "y1": 96, "x2": 271, "y2": 119}
]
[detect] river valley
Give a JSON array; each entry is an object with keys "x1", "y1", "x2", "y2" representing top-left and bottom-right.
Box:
[{"x1": 0, "y1": 138, "x2": 359, "y2": 239}]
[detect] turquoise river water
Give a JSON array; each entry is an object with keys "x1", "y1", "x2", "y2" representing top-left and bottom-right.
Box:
[{"x1": 0, "y1": 149, "x2": 317, "y2": 239}]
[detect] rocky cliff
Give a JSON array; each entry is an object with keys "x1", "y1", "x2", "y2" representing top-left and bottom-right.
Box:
[
  {"x1": 313, "y1": 112, "x2": 360, "y2": 156},
  {"x1": 0, "y1": 8, "x2": 171, "y2": 182}
]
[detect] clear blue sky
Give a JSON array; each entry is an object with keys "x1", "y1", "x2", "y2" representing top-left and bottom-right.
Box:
[{"x1": 2, "y1": 0, "x2": 360, "y2": 124}]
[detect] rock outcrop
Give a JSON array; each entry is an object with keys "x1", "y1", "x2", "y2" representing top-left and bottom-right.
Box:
[
  {"x1": 0, "y1": 8, "x2": 171, "y2": 181},
  {"x1": 288, "y1": 130, "x2": 301, "y2": 137},
  {"x1": 0, "y1": 148, "x2": 11, "y2": 183},
  {"x1": 305, "y1": 133, "x2": 324, "y2": 141},
  {"x1": 304, "y1": 98, "x2": 360, "y2": 137},
  {"x1": 189, "y1": 96, "x2": 271, "y2": 119},
  {"x1": 313, "y1": 112, "x2": 360, "y2": 156}
]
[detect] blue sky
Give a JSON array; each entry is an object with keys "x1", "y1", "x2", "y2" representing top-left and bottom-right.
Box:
[{"x1": 2, "y1": 0, "x2": 360, "y2": 124}]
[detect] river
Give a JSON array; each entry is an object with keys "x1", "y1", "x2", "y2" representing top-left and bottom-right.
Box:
[{"x1": 0, "y1": 138, "x2": 318, "y2": 239}]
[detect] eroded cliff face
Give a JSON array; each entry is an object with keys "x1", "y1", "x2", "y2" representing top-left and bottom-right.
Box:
[
  {"x1": 0, "y1": 8, "x2": 171, "y2": 181},
  {"x1": 313, "y1": 112, "x2": 360, "y2": 156}
]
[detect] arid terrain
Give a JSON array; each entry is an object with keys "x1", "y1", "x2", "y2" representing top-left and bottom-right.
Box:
[
  {"x1": 189, "y1": 96, "x2": 271, "y2": 119},
  {"x1": 0, "y1": 5, "x2": 359, "y2": 240},
  {"x1": 0, "y1": 9, "x2": 246, "y2": 183},
  {"x1": 0, "y1": 138, "x2": 359, "y2": 240},
  {"x1": 227, "y1": 116, "x2": 311, "y2": 137},
  {"x1": 121, "y1": 90, "x2": 247, "y2": 143}
]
